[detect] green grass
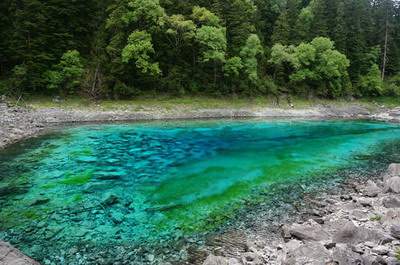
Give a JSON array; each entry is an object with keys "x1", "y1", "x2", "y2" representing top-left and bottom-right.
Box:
[
  {"x1": 10, "y1": 95, "x2": 400, "y2": 112},
  {"x1": 396, "y1": 248, "x2": 400, "y2": 261},
  {"x1": 369, "y1": 214, "x2": 382, "y2": 222}
]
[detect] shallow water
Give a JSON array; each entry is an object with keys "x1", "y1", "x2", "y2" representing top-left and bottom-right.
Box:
[{"x1": 1, "y1": 119, "x2": 400, "y2": 263}]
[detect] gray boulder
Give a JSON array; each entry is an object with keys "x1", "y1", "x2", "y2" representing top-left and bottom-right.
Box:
[
  {"x1": 390, "y1": 224, "x2": 400, "y2": 239},
  {"x1": 0, "y1": 241, "x2": 40, "y2": 265},
  {"x1": 284, "y1": 220, "x2": 331, "y2": 242},
  {"x1": 384, "y1": 177, "x2": 400, "y2": 193},
  {"x1": 382, "y1": 196, "x2": 400, "y2": 208},
  {"x1": 333, "y1": 221, "x2": 386, "y2": 244},
  {"x1": 203, "y1": 255, "x2": 241, "y2": 265},
  {"x1": 332, "y1": 243, "x2": 363, "y2": 265},
  {"x1": 388, "y1": 163, "x2": 400, "y2": 177},
  {"x1": 382, "y1": 209, "x2": 400, "y2": 225},
  {"x1": 283, "y1": 242, "x2": 331, "y2": 265},
  {"x1": 363, "y1": 180, "x2": 381, "y2": 197}
]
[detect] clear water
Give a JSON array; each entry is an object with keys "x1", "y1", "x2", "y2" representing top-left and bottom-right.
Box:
[{"x1": 1, "y1": 119, "x2": 400, "y2": 262}]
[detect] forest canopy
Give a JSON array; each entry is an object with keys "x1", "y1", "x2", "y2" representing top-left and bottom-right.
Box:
[{"x1": 0, "y1": 0, "x2": 400, "y2": 99}]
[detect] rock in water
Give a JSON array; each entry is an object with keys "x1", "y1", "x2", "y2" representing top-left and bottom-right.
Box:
[
  {"x1": 30, "y1": 197, "x2": 50, "y2": 206},
  {"x1": 102, "y1": 194, "x2": 119, "y2": 206},
  {"x1": 384, "y1": 177, "x2": 400, "y2": 193},
  {"x1": 0, "y1": 241, "x2": 40, "y2": 265}
]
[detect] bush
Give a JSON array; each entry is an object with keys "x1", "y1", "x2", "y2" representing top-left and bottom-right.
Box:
[
  {"x1": 383, "y1": 74, "x2": 400, "y2": 96},
  {"x1": 45, "y1": 50, "x2": 84, "y2": 95},
  {"x1": 358, "y1": 64, "x2": 384, "y2": 96},
  {"x1": 112, "y1": 81, "x2": 139, "y2": 99}
]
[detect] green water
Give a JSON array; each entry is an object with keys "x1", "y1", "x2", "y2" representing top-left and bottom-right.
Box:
[{"x1": 0, "y1": 119, "x2": 400, "y2": 263}]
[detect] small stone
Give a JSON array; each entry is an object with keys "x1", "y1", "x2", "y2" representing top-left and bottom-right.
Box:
[
  {"x1": 363, "y1": 180, "x2": 381, "y2": 197},
  {"x1": 390, "y1": 224, "x2": 400, "y2": 239},
  {"x1": 340, "y1": 195, "x2": 352, "y2": 201},
  {"x1": 30, "y1": 198, "x2": 50, "y2": 206},
  {"x1": 385, "y1": 177, "x2": 400, "y2": 193},
  {"x1": 202, "y1": 254, "x2": 229, "y2": 265},
  {"x1": 147, "y1": 254, "x2": 155, "y2": 262},
  {"x1": 364, "y1": 241, "x2": 375, "y2": 248},
  {"x1": 110, "y1": 211, "x2": 125, "y2": 224},
  {"x1": 382, "y1": 209, "x2": 400, "y2": 225},
  {"x1": 387, "y1": 163, "x2": 400, "y2": 177},
  {"x1": 102, "y1": 194, "x2": 119, "y2": 206},
  {"x1": 357, "y1": 198, "x2": 373, "y2": 207},
  {"x1": 324, "y1": 242, "x2": 336, "y2": 249},
  {"x1": 351, "y1": 244, "x2": 364, "y2": 254},
  {"x1": 372, "y1": 246, "x2": 389, "y2": 255},
  {"x1": 382, "y1": 197, "x2": 400, "y2": 208},
  {"x1": 285, "y1": 220, "x2": 330, "y2": 242},
  {"x1": 242, "y1": 252, "x2": 262, "y2": 265}
]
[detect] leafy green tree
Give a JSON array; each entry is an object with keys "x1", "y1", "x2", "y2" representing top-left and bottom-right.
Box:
[
  {"x1": 122, "y1": 30, "x2": 160, "y2": 76},
  {"x1": 196, "y1": 26, "x2": 227, "y2": 63},
  {"x1": 45, "y1": 50, "x2": 84, "y2": 95},
  {"x1": 240, "y1": 34, "x2": 263, "y2": 84},
  {"x1": 271, "y1": 0, "x2": 300, "y2": 45},
  {"x1": 165, "y1": 15, "x2": 196, "y2": 50},
  {"x1": 191, "y1": 6, "x2": 220, "y2": 27},
  {"x1": 121, "y1": 0, "x2": 165, "y2": 29},
  {"x1": 358, "y1": 64, "x2": 383, "y2": 96},
  {"x1": 293, "y1": 6, "x2": 314, "y2": 43},
  {"x1": 270, "y1": 37, "x2": 350, "y2": 98},
  {"x1": 224, "y1": 56, "x2": 243, "y2": 77}
]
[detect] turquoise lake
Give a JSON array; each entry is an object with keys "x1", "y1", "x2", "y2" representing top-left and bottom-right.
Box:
[{"x1": 1, "y1": 119, "x2": 400, "y2": 263}]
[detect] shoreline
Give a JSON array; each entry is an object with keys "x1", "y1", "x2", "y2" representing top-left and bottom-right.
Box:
[{"x1": 1, "y1": 102, "x2": 400, "y2": 151}]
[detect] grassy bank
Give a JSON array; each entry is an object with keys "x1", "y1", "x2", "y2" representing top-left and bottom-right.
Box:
[{"x1": 10, "y1": 95, "x2": 400, "y2": 111}]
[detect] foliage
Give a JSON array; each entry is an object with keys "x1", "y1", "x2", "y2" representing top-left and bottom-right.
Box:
[
  {"x1": 195, "y1": 26, "x2": 227, "y2": 63},
  {"x1": 358, "y1": 64, "x2": 384, "y2": 96},
  {"x1": 240, "y1": 34, "x2": 263, "y2": 84},
  {"x1": 270, "y1": 37, "x2": 350, "y2": 98},
  {"x1": 45, "y1": 50, "x2": 84, "y2": 95},
  {"x1": 122, "y1": 30, "x2": 161, "y2": 76},
  {"x1": 224, "y1": 57, "x2": 243, "y2": 77},
  {"x1": 383, "y1": 74, "x2": 400, "y2": 96},
  {"x1": 122, "y1": 0, "x2": 165, "y2": 29},
  {"x1": 191, "y1": 6, "x2": 220, "y2": 27},
  {"x1": 8, "y1": 64, "x2": 28, "y2": 96},
  {"x1": 1, "y1": 0, "x2": 400, "y2": 99}
]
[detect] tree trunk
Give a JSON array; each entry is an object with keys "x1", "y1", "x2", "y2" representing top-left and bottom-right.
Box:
[{"x1": 381, "y1": 0, "x2": 389, "y2": 80}]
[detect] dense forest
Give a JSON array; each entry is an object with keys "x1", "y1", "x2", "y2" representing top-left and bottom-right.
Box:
[{"x1": 0, "y1": 0, "x2": 400, "y2": 100}]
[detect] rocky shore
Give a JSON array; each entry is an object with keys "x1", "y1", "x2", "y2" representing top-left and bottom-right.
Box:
[
  {"x1": 201, "y1": 164, "x2": 400, "y2": 265},
  {"x1": 1, "y1": 100, "x2": 400, "y2": 150}
]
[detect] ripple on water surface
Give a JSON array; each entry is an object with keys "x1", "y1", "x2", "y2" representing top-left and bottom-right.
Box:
[{"x1": 1, "y1": 119, "x2": 400, "y2": 262}]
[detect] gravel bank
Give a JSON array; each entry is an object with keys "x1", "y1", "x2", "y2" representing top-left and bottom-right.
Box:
[{"x1": 1, "y1": 101, "x2": 399, "y2": 150}]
